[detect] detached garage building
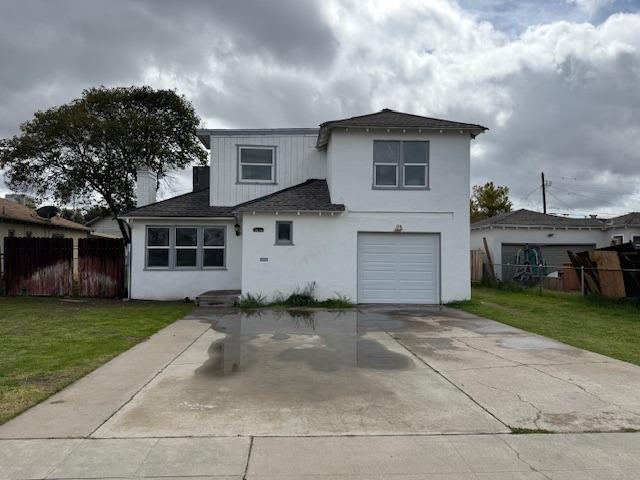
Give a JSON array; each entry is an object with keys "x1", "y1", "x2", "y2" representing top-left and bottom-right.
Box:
[{"x1": 471, "y1": 209, "x2": 611, "y2": 281}]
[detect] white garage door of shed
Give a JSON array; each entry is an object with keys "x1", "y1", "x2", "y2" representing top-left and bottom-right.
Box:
[{"x1": 357, "y1": 233, "x2": 440, "y2": 304}]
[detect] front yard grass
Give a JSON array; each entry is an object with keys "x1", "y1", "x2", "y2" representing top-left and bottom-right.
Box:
[
  {"x1": 449, "y1": 286, "x2": 640, "y2": 366},
  {"x1": 0, "y1": 297, "x2": 192, "y2": 424}
]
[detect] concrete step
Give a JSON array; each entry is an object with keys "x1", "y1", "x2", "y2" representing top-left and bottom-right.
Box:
[{"x1": 195, "y1": 289, "x2": 241, "y2": 307}]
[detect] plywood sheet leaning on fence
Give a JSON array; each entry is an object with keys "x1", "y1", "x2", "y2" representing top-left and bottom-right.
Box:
[
  {"x1": 470, "y1": 249, "x2": 484, "y2": 283},
  {"x1": 589, "y1": 250, "x2": 626, "y2": 298}
]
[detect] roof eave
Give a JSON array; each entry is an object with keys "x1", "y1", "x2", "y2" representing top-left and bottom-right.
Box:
[{"x1": 316, "y1": 125, "x2": 488, "y2": 148}]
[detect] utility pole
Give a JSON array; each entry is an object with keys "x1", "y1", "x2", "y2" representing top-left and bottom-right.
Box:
[{"x1": 541, "y1": 172, "x2": 547, "y2": 214}]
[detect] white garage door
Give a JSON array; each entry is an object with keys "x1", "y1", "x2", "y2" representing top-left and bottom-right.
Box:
[{"x1": 357, "y1": 233, "x2": 440, "y2": 304}]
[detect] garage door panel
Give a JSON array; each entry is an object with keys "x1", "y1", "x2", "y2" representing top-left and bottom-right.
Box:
[{"x1": 358, "y1": 233, "x2": 439, "y2": 304}]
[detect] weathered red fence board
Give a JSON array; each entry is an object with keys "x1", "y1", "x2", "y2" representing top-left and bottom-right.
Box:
[
  {"x1": 78, "y1": 238, "x2": 125, "y2": 297},
  {"x1": 3, "y1": 237, "x2": 73, "y2": 296}
]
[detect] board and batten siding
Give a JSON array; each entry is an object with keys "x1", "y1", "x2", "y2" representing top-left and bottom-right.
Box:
[{"x1": 208, "y1": 133, "x2": 327, "y2": 206}]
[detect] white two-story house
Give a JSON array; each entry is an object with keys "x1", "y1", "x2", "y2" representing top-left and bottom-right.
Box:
[{"x1": 123, "y1": 109, "x2": 487, "y2": 304}]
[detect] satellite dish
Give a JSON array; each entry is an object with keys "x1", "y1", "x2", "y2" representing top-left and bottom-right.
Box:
[{"x1": 36, "y1": 205, "x2": 59, "y2": 219}]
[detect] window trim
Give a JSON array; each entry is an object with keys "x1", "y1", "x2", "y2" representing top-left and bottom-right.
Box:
[
  {"x1": 203, "y1": 226, "x2": 227, "y2": 269},
  {"x1": 275, "y1": 221, "x2": 294, "y2": 246},
  {"x1": 612, "y1": 234, "x2": 624, "y2": 245},
  {"x1": 145, "y1": 226, "x2": 171, "y2": 269},
  {"x1": 373, "y1": 163, "x2": 399, "y2": 188},
  {"x1": 174, "y1": 227, "x2": 199, "y2": 269},
  {"x1": 144, "y1": 225, "x2": 227, "y2": 271},
  {"x1": 372, "y1": 140, "x2": 429, "y2": 190},
  {"x1": 237, "y1": 145, "x2": 277, "y2": 184},
  {"x1": 633, "y1": 235, "x2": 640, "y2": 247}
]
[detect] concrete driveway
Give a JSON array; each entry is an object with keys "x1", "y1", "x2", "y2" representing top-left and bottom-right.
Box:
[{"x1": 2, "y1": 306, "x2": 640, "y2": 479}]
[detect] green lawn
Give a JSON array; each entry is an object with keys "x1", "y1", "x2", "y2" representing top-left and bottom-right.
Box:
[
  {"x1": 449, "y1": 287, "x2": 640, "y2": 366},
  {"x1": 0, "y1": 297, "x2": 192, "y2": 424}
]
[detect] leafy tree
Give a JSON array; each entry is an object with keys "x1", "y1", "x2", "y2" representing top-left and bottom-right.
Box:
[
  {"x1": 59, "y1": 205, "x2": 111, "y2": 224},
  {"x1": 0, "y1": 86, "x2": 207, "y2": 241},
  {"x1": 59, "y1": 208, "x2": 86, "y2": 224},
  {"x1": 470, "y1": 182, "x2": 512, "y2": 222}
]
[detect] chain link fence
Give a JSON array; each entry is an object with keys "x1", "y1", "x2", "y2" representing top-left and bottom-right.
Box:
[{"x1": 473, "y1": 260, "x2": 640, "y2": 297}]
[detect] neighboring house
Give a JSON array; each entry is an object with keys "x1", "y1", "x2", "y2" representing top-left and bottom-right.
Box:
[
  {"x1": 471, "y1": 209, "x2": 640, "y2": 279},
  {"x1": 86, "y1": 215, "x2": 123, "y2": 238},
  {"x1": 122, "y1": 109, "x2": 487, "y2": 303},
  {"x1": 0, "y1": 197, "x2": 91, "y2": 275}
]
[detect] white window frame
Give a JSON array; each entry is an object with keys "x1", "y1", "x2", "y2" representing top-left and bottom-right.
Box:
[
  {"x1": 372, "y1": 140, "x2": 429, "y2": 190},
  {"x1": 402, "y1": 163, "x2": 428, "y2": 188},
  {"x1": 203, "y1": 226, "x2": 226, "y2": 269},
  {"x1": 237, "y1": 145, "x2": 276, "y2": 184},
  {"x1": 612, "y1": 235, "x2": 624, "y2": 245},
  {"x1": 373, "y1": 163, "x2": 399, "y2": 188}
]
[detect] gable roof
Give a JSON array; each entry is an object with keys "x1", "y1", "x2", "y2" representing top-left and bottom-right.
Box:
[
  {"x1": 123, "y1": 189, "x2": 235, "y2": 218},
  {"x1": 607, "y1": 212, "x2": 640, "y2": 228},
  {"x1": 471, "y1": 209, "x2": 606, "y2": 230},
  {"x1": 0, "y1": 198, "x2": 90, "y2": 232},
  {"x1": 317, "y1": 108, "x2": 488, "y2": 148},
  {"x1": 233, "y1": 179, "x2": 344, "y2": 213}
]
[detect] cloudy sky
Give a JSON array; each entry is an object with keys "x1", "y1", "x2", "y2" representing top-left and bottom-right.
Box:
[{"x1": 1, "y1": 0, "x2": 640, "y2": 217}]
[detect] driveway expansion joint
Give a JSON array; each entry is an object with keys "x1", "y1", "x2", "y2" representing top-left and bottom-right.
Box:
[{"x1": 387, "y1": 331, "x2": 512, "y2": 432}]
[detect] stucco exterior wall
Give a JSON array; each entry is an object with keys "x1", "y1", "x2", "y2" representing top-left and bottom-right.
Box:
[
  {"x1": 240, "y1": 210, "x2": 470, "y2": 303},
  {"x1": 326, "y1": 130, "x2": 470, "y2": 215},
  {"x1": 129, "y1": 218, "x2": 242, "y2": 300},
  {"x1": 208, "y1": 133, "x2": 326, "y2": 206}
]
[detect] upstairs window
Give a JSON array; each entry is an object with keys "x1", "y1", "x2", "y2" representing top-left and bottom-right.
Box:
[
  {"x1": 373, "y1": 140, "x2": 428, "y2": 189},
  {"x1": 238, "y1": 146, "x2": 275, "y2": 183}
]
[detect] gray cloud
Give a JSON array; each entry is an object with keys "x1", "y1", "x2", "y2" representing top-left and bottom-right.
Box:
[{"x1": 1, "y1": 0, "x2": 639, "y2": 218}]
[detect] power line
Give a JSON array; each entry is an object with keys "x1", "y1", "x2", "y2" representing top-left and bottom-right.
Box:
[{"x1": 547, "y1": 184, "x2": 618, "y2": 207}]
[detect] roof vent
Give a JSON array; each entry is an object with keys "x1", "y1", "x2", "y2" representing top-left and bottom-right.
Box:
[
  {"x1": 381, "y1": 108, "x2": 394, "y2": 112},
  {"x1": 589, "y1": 214, "x2": 598, "y2": 219}
]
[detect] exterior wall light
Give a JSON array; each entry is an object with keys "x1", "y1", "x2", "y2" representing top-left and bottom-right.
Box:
[
  {"x1": 394, "y1": 224, "x2": 403, "y2": 232},
  {"x1": 234, "y1": 223, "x2": 241, "y2": 236}
]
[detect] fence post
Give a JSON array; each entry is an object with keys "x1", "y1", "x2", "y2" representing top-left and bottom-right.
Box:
[
  {"x1": 538, "y1": 263, "x2": 543, "y2": 293},
  {"x1": 580, "y1": 266, "x2": 585, "y2": 296}
]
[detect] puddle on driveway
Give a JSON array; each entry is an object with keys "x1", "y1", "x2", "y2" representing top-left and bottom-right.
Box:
[
  {"x1": 197, "y1": 310, "x2": 416, "y2": 377},
  {"x1": 92, "y1": 308, "x2": 512, "y2": 437}
]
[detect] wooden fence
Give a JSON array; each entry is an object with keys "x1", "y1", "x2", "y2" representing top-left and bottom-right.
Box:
[
  {"x1": 78, "y1": 238, "x2": 125, "y2": 297},
  {"x1": 3, "y1": 237, "x2": 73, "y2": 296},
  {"x1": 3, "y1": 237, "x2": 125, "y2": 297}
]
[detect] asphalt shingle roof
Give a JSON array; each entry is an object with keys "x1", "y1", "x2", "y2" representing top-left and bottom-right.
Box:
[
  {"x1": 0, "y1": 198, "x2": 90, "y2": 231},
  {"x1": 124, "y1": 179, "x2": 344, "y2": 218},
  {"x1": 233, "y1": 179, "x2": 344, "y2": 213},
  {"x1": 317, "y1": 108, "x2": 488, "y2": 148},
  {"x1": 124, "y1": 189, "x2": 235, "y2": 218},
  {"x1": 607, "y1": 212, "x2": 640, "y2": 227},
  {"x1": 471, "y1": 209, "x2": 606, "y2": 229}
]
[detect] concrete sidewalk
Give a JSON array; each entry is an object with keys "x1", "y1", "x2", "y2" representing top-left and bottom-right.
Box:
[
  {"x1": 1, "y1": 433, "x2": 638, "y2": 479},
  {"x1": 0, "y1": 311, "x2": 213, "y2": 439}
]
